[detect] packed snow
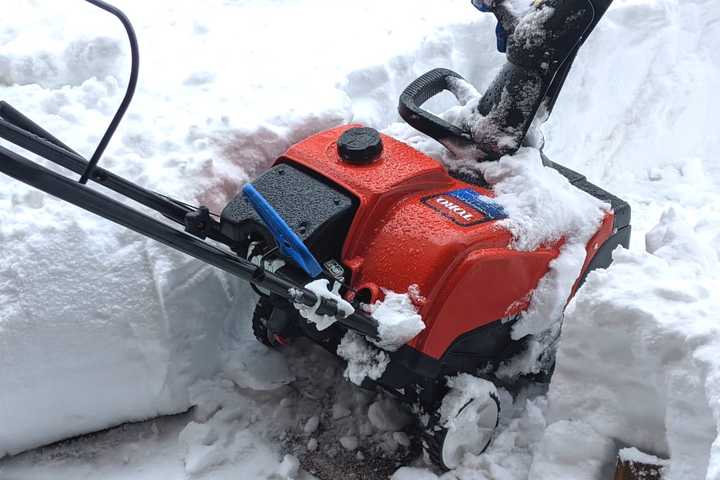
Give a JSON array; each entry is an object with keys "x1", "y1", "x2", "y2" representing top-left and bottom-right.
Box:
[
  {"x1": 619, "y1": 447, "x2": 669, "y2": 469},
  {"x1": 542, "y1": 216, "x2": 720, "y2": 480},
  {"x1": 293, "y1": 279, "x2": 355, "y2": 331},
  {"x1": 440, "y1": 374, "x2": 498, "y2": 431},
  {"x1": 370, "y1": 289, "x2": 426, "y2": 352},
  {"x1": 337, "y1": 332, "x2": 390, "y2": 386},
  {"x1": 2, "y1": 0, "x2": 720, "y2": 479}
]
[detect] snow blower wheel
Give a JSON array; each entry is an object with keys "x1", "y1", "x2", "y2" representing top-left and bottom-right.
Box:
[
  {"x1": 251, "y1": 298, "x2": 279, "y2": 348},
  {"x1": 423, "y1": 380, "x2": 501, "y2": 470},
  {"x1": 0, "y1": 0, "x2": 629, "y2": 472}
]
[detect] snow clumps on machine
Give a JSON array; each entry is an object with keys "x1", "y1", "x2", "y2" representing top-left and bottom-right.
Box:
[
  {"x1": 370, "y1": 287, "x2": 425, "y2": 351},
  {"x1": 478, "y1": 147, "x2": 609, "y2": 375},
  {"x1": 336, "y1": 287, "x2": 424, "y2": 385},
  {"x1": 294, "y1": 280, "x2": 424, "y2": 352},
  {"x1": 293, "y1": 279, "x2": 355, "y2": 331}
]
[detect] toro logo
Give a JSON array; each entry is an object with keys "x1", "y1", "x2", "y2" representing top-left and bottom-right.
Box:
[{"x1": 422, "y1": 189, "x2": 507, "y2": 227}]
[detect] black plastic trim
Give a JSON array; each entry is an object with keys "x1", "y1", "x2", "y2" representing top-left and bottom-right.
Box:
[{"x1": 398, "y1": 68, "x2": 479, "y2": 156}]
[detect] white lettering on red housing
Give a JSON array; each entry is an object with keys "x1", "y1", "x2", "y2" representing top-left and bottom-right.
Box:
[{"x1": 435, "y1": 197, "x2": 474, "y2": 221}]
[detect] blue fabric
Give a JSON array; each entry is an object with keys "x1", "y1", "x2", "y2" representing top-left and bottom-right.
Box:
[
  {"x1": 242, "y1": 183, "x2": 323, "y2": 278},
  {"x1": 471, "y1": 0, "x2": 508, "y2": 53},
  {"x1": 472, "y1": 0, "x2": 492, "y2": 12},
  {"x1": 495, "y1": 22, "x2": 508, "y2": 52}
]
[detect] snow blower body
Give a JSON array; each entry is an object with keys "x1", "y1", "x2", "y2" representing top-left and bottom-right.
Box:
[{"x1": 0, "y1": 0, "x2": 629, "y2": 469}]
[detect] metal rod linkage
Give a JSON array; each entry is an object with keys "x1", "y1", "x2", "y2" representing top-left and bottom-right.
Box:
[{"x1": 79, "y1": 0, "x2": 140, "y2": 184}]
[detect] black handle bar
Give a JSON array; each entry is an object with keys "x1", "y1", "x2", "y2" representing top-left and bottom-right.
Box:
[
  {"x1": 399, "y1": 0, "x2": 614, "y2": 161},
  {"x1": 398, "y1": 68, "x2": 481, "y2": 157}
]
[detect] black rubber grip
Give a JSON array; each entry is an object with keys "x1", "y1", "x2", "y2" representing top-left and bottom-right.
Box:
[{"x1": 398, "y1": 68, "x2": 476, "y2": 153}]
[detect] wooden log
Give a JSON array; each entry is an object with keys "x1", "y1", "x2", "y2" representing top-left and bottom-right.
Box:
[{"x1": 614, "y1": 448, "x2": 667, "y2": 480}]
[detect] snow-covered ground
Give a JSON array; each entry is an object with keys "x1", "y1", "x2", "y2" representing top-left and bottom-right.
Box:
[{"x1": 1, "y1": 0, "x2": 719, "y2": 479}]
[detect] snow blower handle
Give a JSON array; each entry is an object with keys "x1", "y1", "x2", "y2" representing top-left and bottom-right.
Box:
[
  {"x1": 473, "y1": 0, "x2": 614, "y2": 158},
  {"x1": 400, "y1": 0, "x2": 614, "y2": 160},
  {"x1": 398, "y1": 68, "x2": 481, "y2": 156}
]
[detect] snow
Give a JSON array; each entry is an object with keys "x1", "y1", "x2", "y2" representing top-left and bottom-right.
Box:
[
  {"x1": 336, "y1": 332, "x2": 390, "y2": 386},
  {"x1": 370, "y1": 289, "x2": 426, "y2": 351},
  {"x1": 293, "y1": 279, "x2": 355, "y2": 332},
  {"x1": 511, "y1": 5, "x2": 555, "y2": 52},
  {"x1": 2, "y1": 0, "x2": 720, "y2": 479},
  {"x1": 542, "y1": 216, "x2": 720, "y2": 480},
  {"x1": 619, "y1": 447, "x2": 669, "y2": 468},
  {"x1": 440, "y1": 374, "x2": 498, "y2": 430},
  {"x1": 368, "y1": 399, "x2": 412, "y2": 433},
  {"x1": 303, "y1": 416, "x2": 320, "y2": 435},
  {"x1": 478, "y1": 148, "x2": 609, "y2": 253},
  {"x1": 529, "y1": 420, "x2": 617, "y2": 480},
  {"x1": 339, "y1": 436, "x2": 359, "y2": 452},
  {"x1": 274, "y1": 455, "x2": 302, "y2": 479},
  {"x1": 392, "y1": 468, "x2": 440, "y2": 480}
]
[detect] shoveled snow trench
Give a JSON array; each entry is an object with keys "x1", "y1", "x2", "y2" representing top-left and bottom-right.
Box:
[{"x1": 1, "y1": 0, "x2": 719, "y2": 479}]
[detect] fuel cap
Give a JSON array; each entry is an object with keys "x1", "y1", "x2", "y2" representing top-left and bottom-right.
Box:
[{"x1": 337, "y1": 127, "x2": 383, "y2": 164}]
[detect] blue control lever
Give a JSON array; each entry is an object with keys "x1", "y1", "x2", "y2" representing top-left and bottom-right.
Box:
[{"x1": 242, "y1": 184, "x2": 323, "y2": 278}]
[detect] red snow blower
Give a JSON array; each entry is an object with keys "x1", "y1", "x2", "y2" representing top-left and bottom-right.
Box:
[{"x1": 0, "y1": 0, "x2": 629, "y2": 469}]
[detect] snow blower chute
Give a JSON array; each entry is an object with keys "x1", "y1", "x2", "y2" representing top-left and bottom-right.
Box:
[{"x1": 0, "y1": 0, "x2": 629, "y2": 469}]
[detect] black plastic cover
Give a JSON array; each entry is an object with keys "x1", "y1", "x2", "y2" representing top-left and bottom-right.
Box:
[{"x1": 220, "y1": 163, "x2": 356, "y2": 260}]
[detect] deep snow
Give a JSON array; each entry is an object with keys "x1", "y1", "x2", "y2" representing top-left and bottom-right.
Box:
[{"x1": 1, "y1": 0, "x2": 720, "y2": 479}]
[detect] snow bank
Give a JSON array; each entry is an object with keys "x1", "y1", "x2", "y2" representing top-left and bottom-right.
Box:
[{"x1": 539, "y1": 210, "x2": 720, "y2": 480}]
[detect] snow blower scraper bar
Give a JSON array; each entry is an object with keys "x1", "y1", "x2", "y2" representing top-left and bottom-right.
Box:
[{"x1": 0, "y1": 1, "x2": 379, "y2": 341}]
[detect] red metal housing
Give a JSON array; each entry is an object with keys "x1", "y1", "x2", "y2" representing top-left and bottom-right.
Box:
[{"x1": 279, "y1": 125, "x2": 614, "y2": 360}]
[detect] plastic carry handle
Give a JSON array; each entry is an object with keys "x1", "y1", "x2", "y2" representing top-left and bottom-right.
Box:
[
  {"x1": 242, "y1": 184, "x2": 323, "y2": 278},
  {"x1": 398, "y1": 68, "x2": 478, "y2": 153}
]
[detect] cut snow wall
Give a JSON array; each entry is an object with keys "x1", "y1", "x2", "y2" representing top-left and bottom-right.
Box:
[{"x1": 538, "y1": 211, "x2": 720, "y2": 480}]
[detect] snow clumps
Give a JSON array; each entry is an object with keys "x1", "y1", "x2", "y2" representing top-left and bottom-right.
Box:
[
  {"x1": 293, "y1": 279, "x2": 355, "y2": 331},
  {"x1": 370, "y1": 288, "x2": 425, "y2": 351},
  {"x1": 440, "y1": 374, "x2": 498, "y2": 430},
  {"x1": 337, "y1": 332, "x2": 390, "y2": 386},
  {"x1": 335, "y1": 288, "x2": 425, "y2": 385}
]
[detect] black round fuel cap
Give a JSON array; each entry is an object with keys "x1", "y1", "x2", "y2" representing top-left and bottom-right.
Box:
[{"x1": 337, "y1": 127, "x2": 383, "y2": 164}]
